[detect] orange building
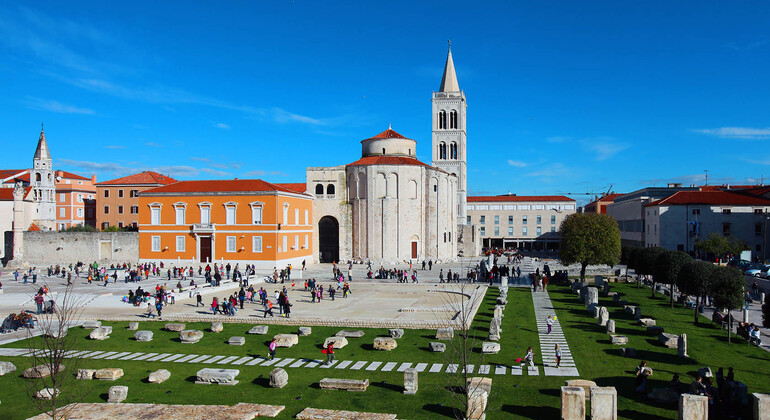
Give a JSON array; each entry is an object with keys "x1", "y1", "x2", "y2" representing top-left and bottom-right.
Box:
[
  {"x1": 138, "y1": 179, "x2": 313, "y2": 268},
  {"x1": 54, "y1": 170, "x2": 97, "y2": 229},
  {"x1": 95, "y1": 171, "x2": 177, "y2": 230},
  {"x1": 584, "y1": 193, "x2": 624, "y2": 214}
]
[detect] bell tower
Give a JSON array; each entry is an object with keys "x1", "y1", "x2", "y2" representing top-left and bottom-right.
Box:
[
  {"x1": 31, "y1": 124, "x2": 56, "y2": 230},
  {"x1": 432, "y1": 42, "x2": 468, "y2": 224}
]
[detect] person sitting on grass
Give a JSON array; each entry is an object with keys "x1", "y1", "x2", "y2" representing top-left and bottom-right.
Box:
[{"x1": 635, "y1": 361, "x2": 652, "y2": 393}]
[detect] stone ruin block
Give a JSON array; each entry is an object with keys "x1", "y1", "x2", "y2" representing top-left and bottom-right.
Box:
[
  {"x1": 481, "y1": 342, "x2": 501, "y2": 354},
  {"x1": 436, "y1": 327, "x2": 454, "y2": 340},
  {"x1": 598, "y1": 307, "x2": 609, "y2": 326},
  {"x1": 36, "y1": 388, "x2": 59, "y2": 400},
  {"x1": 610, "y1": 335, "x2": 628, "y2": 345},
  {"x1": 658, "y1": 332, "x2": 678, "y2": 348},
  {"x1": 561, "y1": 386, "x2": 586, "y2": 420},
  {"x1": 269, "y1": 368, "x2": 288, "y2": 388},
  {"x1": 638, "y1": 318, "x2": 656, "y2": 327},
  {"x1": 373, "y1": 337, "x2": 397, "y2": 351},
  {"x1": 590, "y1": 386, "x2": 617, "y2": 420},
  {"x1": 606, "y1": 319, "x2": 615, "y2": 334},
  {"x1": 127, "y1": 322, "x2": 139, "y2": 330},
  {"x1": 22, "y1": 364, "x2": 64, "y2": 379},
  {"x1": 108, "y1": 385, "x2": 128, "y2": 403},
  {"x1": 195, "y1": 368, "x2": 240, "y2": 385},
  {"x1": 0, "y1": 361, "x2": 17, "y2": 376},
  {"x1": 429, "y1": 342, "x2": 446, "y2": 352},
  {"x1": 134, "y1": 330, "x2": 153, "y2": 342},
  {"x1": 319, "y1": 378, "x2": 369, "y2": 392},
  {"x1": 754, "y1": 393, "x2": 770, "y2": 420},
  {"x1": 565, "y1": 379, "x2": 597, "y2": 399},
  {"x1": 82, "y1": 320, "x2": 101, "y2": 329},
  {"x1": 323, "y1": 336, "x2": 348, "y2": 349},
  {"x1": 388, "y1": 329, "x2": 404, "y2": 339},
  {"x1": 148, "y1": 369, "x2": 171, "y2": 384},
  {"x1": 466, "y1": 388, "x2": 488, "y2": 420},
  {"x1": 298, "y1": 327, "x2": 312, "y2": 336},
  {"x1": 273, "y1": 334, "x2": 299, "y2": 348},
  {"x1": 210, "y1": 322, "x2": 223, "y2": 333},
  {"x1": 247, "y1": 325, "x2": 269, "y2": 335},
  {"x1": 164, "y1": 323, "x2": 186, "y2": 332},
  {"x1": 679, "y1": 394, "x2": 708, "y2": 420},
  {"x1": 95, "y1": 368, "x2": 124, "y2": 381},
  {"x1": 89, "y1": 326, "x2": 112, "y2": 340},
  {"x1": 403, "y1": 368, "x2": 418, "y2": 395},
  {"x1": 228, "y1": 336, "x2": 245, "y2": 346},
  {"x1": 180, "y1": 330, "x2": 204, "y2": 343},
  {"x1": 335, "y1": 330, "x2": 365, "y2": 338}
]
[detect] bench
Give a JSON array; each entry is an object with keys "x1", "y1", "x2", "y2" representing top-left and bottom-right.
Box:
[{"x1": 319, "y1": 378, "x2": 369, "y2": 392}]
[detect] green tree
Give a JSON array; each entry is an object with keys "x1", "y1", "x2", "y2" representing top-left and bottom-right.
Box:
[
  {"x1": 676, "y1": 260, "x2": 715, "y2": 324},
  {"x1": 653, "y1": 250, "x2": 692, "y2": 307},
  {"x1": 559, "y1": 213, "x2": 621, "y2": 281},
  {"x1": 638, "y1": 246, "x2": 665, "y2": 297},
  {"x1": 695, "y1": 233, "x2": 749, "y2": 262},
  {"x1": 60, "y1": 224, "x2": 97, "y2": 232},
  {"x1": 709, "y1": 266, "x2": 746, "y2": 344}
]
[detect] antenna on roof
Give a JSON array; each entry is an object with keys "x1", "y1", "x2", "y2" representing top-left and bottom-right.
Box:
[
  {"x1": 704, "y1": 169, "x2": 709, "y2": 186},
  {"x1": 448, "y1": 39, "x2": 451, "y2": 51}
]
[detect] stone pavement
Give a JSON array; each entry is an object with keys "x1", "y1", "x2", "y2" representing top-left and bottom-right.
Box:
[
  {"x1": 531, "y1": 289, "x2": 580, "y2": 377},
  {"x1": 0, "y1": 347, "x2": 543, "y2": 377}
]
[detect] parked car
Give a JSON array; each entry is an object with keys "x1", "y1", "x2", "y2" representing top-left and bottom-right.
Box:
[{"x1": 745, "y1": 265, "x2": 770, "y2": 277}]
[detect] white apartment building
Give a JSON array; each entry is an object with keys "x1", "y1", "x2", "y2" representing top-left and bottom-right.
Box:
[
  {"x1": 466, "y1": 195, "x2": 576, "y2": 251},
  {"x1": 644, "y1": 190, "x2": 770, "y2": 261}
]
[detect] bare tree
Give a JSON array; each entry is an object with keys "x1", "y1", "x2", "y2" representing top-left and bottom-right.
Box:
[
  {"x1": 24, "y1": 280, "x2": 88, "y2": 419},
  {"x1": 436, "y1": 258, "x2": 491, "y2": 419}
]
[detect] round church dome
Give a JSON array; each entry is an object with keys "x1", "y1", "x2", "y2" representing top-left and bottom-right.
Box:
[{"x1": 360, "y1": 127, "x2": 417, "y2": 157}]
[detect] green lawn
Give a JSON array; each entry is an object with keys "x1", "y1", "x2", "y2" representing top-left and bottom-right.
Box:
[{"x1": 1, "y1": 283, "x2": 768, "y2": 419}]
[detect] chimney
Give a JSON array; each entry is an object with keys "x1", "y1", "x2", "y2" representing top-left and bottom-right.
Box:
[{"x1": 91, "y1": 175, "x2": 97, "y2": 184}]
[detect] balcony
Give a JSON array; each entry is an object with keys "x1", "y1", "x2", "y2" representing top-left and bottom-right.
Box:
[{"x1": 193, "y1": 223, "x2": 215, "y2": 233}]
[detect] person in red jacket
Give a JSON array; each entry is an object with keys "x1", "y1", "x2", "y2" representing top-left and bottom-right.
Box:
[{"x1": 323, "y1": 342, "x2": 334, "y2": 365}]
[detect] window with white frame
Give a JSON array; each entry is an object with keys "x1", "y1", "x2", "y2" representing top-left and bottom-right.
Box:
[
  {"x1": 59, "y1": 193, "x2": 65, "y2": 203},
  {"x1": 252, "y1": 236, "x2": 263, "y2": 252},
  {"x1": 564, "y1": 204, "x2": 575, "y2": 210},
  {"x1": 294, "y1": 235, "x2": 299, "y2": 250},
  {"x1": 466, "y1": 205, "x2": 475, "y2": 211},
  {"x1": 304, "y1": 234, "x2": 308, "y2": 248},
  {"x1": 199, "y1": 204, "x2": 211, "y2": 224},
  {"x1": 508, "y1": 227, "x2": 513, "y2": 235},
  {"x1": 304, "y1": 210, "x2": 309, "y2": 225},
  {"x1": 77, "y1": 194, "x2": 83, "y2": 203},
  {"x1": 504, "y1": 205, "x2": 515, "y2": 210},
  {"x1": 77, "y1": 208, "x2": 83, "y2": 217},
  {"x1": 519, "y1": 204, "x2": 530, "y2": 210},
  {"x1": 476, "y1": 205, "x2": 489, "y2": 210},
  {"x1": 522, "y1": 226, "x2": 528, "y2": 235},
  {"x1": 175, "y1": 205, "x2": 185, "y2": 225},
  {"x1": 151, "y1": 236, "x2": 161, "y2": 252},
  {"x1": 150, "y1": 205, "x2": 161, "y2": 225},
  {"x1": 176, "y1": 235, "x2": 185, "y2": 252},
  {"x1": 294, "y1": 208, "x2": 299, "y2": 225},
  {"x1": 282, "y1": 235, "x2": 288, "y2": 252},
  {"x1": 251, "y1": 204, "x2": 263, "y2": 225},
  {"x1": 480, "y1": 227, "x2": 486, "y2": 236},
  {"x1": 226, "y1": 236, "x2": 236, "y2": 252},
  {"x1": 536, "y1": 227, "x2": 542, "y2": 235},
  {"x1": 534, "y1": 204, "x2": 544, "y2": 210},
  {"x1": 490, "y1": 205, "x2": 502, "y2": 210},
  {"x1": 225, "y1": 204, "x2": 236, "y2": 225},
  {"x1": 282, "y1": 204, "x2": 289, "y2": 225},
  {"x1": 59, "y1": 207, "x2": 65, "y2": 217}
]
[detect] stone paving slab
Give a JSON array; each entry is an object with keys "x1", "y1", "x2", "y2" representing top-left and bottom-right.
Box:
[
  {"x1": 461, "y1": 365, "x2": 474, "y2": 374},
  {"x1": 319, "y1": 360, "x2": 338, "y2": 369},
  {"x1": 92, "y1": 351, "x2": 119, "y2": 359},
  {"x1": 289, "y1": 359, "x2": 308, "y2": 368},
  {"x1": 396, "y1": 363, "x2": 412, "y2": 372},
  {"x1": 245, "y1": 357, "x2": 266, "y2": 366},
  {"x1": 511, "y1": 366, "x2": 523, "y2": 375},
  {"x1": 231, "y1": 356, "x2": 253, "y2": 365},
  {"x1": 527, "y1": 366, "x2": 539, "y2": 376},
  {"x1": 174, "y1": 354, "x2": 199, "y2": 363},
  {"x1": 276, "y1": 358, "x2": 296, "y2": 368},
  {"x1": 71, "y1": 350, "x2": 92, "y2": 358},
  {"x1": 446, "y1": 364, "x2": 458, "y2": 373},
  {"x1": 335, "y1": 360, "x2": 353, "y2": 369},
  {"x1": 132, "y1": 352, "x2": 157, "y2": 361},
  {"x1": 381, "y1": 362, "x2": 398, "y2": 372},
  {"x1": 495, "y1": 365, "x2": 507, "y2": 375},
  {"x1": 543, "y1": 367, "x2": 580, "y2": 376},
  {"x1": 105, "y1": 351, "x2": 132, "y2": 360},
  {"x1": 350, "y1": 361, "x2": 367, "y2": 370},
  {"x1": 147, "y1": 353, "x2": 172, "y2": 362},
  {"x1": 429, "y1": 363, "x2": 443, "y2": 373},
  {"x1": 478, "y1": 365, "x2": 490, "y2": 374},
  {"x1": 366, "y1": 361, "x2": 382, "y2": 371},
  {"x1": 162, "y1": 354, "x2": 186, "y2": 362},
  {"x1": 304, "y1": 360, "x2": 322, "y2": 368},
  {"x1": 414, "y1": 363, "x2": 428, "y2": 373},
  {"x1": 188, "y1": 355, "x2": 212, "y2": 364},
  {"x1": 63, "y1": 350, "x2": 80, "y2": 357},
  {"x1": 201, "y1": 355, "x2": 226, "y2": 364},
  {"x1": 0, "y1": 348, "x2": 29, "y2": 356},
  {"x1": 261, "y1": 358, "x2": 280, "y2": 367},
  {"x1": 217, "y1": 356, "x2": 240, "y2": 365}
]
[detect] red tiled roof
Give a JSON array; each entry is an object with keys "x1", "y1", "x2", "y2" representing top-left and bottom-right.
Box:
[
  {"x1": 0, "y1": 169, "x2": 29, "y2": 183},
  {"x1": 56, "y1": 170, "x2": 90, "y2": 181},
  {"x1": 275, "y1": 183, "x2": 307, "y2": 194},
  {"x1": 597, "y1": 193, "x2": 624, "y2": 202},
  {"x1": 733, "y1": 185, "x2": 770, "y2": 197},
  {"x1": 646, "y1": 190, "x2": 770, "y2": 207},
  {"x1": 96, "y1": 171, "x2": 178, "y2": 186},
  {"x1": 28, "y1": 223, "x2": 41, "y2": 232},
  {"x1": 0, "y1": 187, "x2": 32, "y2": 201},
  {"x1": 468, "y1": 195, "x2": 575, "y2": 203},
  {"x1": 142, "y1": 179, "x2": 307, "y2": 195},
  {"x1": 347, "y1": 156, "x2": 430, "y2": 167},
  {"x1": 367, "y1": 128, "x2": 408, "y2": 140}
]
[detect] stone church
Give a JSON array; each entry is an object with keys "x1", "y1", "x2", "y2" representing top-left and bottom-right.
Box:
[{"x1": 305, "y1": 46, "x2": 478, "y2": 263}]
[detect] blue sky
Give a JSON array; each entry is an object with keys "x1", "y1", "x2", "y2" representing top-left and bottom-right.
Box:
[{"x1": 1, "y1": 1, "x2": 769, "y2": 204}]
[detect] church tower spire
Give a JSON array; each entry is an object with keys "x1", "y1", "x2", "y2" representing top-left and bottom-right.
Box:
[
  {"x1": 31, "y1": 124, "x2": 56, "y2": 230},
  {"x1": 432, "y1": 43, "x2": 468, "y2": 225}
]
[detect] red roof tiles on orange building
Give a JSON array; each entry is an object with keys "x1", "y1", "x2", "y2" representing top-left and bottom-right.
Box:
[
  {"x1": 96, "y1": 171, "x2": 178, "y2": 186},
  {"x1": 142, "y1": 179, "x2": 307, "y2": 195},
  {"x1": 275, "y1": 183, "x2": 307, "y2": 194},
  {"x1": 468, "y1": 195, "x2": 575, "y2": 203}
]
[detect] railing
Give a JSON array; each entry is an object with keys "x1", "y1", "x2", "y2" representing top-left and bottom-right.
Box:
[{"x1": 192, "y1": 223, "x2": 215, "y2": 232}]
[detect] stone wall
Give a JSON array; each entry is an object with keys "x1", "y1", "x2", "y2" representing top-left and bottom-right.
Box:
[{"x1": 20, "y1": 231, "x2": 139, "y2": 265}]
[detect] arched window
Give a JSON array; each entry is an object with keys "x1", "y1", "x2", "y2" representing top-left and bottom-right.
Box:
[
  {"x1": 315, "y1": 184, "x2": 324, "y2": 195},
  {"x1": 438, "y1": 110, "x2": 447, "y2": 129},
  {"x1": 450, "y1": 110, "x2": 457, "y2": 129},
  {"x1": 450, "y1": 142, "x2": 457, "y2": 159},
  {"x1": 36, "y1": 173, "x2": 41, "y2": 182},
  {"x1": 326, "y1": 184, "x2": 335, "y2": 195},
  {"x1": 439, "y1": 143, "x2": 447, "y2": 160}
]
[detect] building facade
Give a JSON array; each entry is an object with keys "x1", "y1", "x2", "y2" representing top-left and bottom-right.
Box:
[
  {"x1": 95, "y1": 171, "x2": 178, "y2": 230},
  {"x1": 466, "y1": 195, "x2": 577, "y2": 251},
  {"x1": 138, "y1": 179, "x2": 313, "y2": 268},
  {"x1": 307, "y1": 128, "x2": 458, "y2": 263},
  {"x1": 54, "y1": 170, "x2": 97, "y2": 230},
  {"x1": 643, "y1": 190, "x2": 770, "y2": 261},
  {"x1": 584, "y1": 193, "x2": 623, "y2": 214}
]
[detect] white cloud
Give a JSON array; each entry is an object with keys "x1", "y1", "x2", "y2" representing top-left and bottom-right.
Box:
[
  {"x1": 242, "y1": 170, "x2": 266, "y2": 177},
  {"x1": 269, "y1": 171, "x2": 288, "y2": 176},
  {"x1": 213, "y1": 122, "x2": 230, "y2": 130},
  {"x1": 25, "y1": 97, "x2": 94, "y2": 115},
  {"x1": 200, "y1": 168, "x2": 232, "y2": 177},
  {"x1": 693, "y1": 127, "x2": 770, "y2": 140},
  {"x1": 507, "y1": 160, "x2": 527, "y2": 167},
  {"x1": 581, "y1": 139, "x2": 630, "y2": 161},
  {"x1": 105, "y1": 145, "x2": 126, "y2": 149},
  {"x1": 145, "y1": 142, "x2": 162, "y2": 147}
]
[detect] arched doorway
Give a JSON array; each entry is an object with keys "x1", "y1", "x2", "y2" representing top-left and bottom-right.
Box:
[{"x1": 318, "y1": 216, "x2": 339, "y2": 263}]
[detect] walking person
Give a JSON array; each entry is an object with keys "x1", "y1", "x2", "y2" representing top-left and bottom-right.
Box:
[
  {"x1": 546, "y1": 316, "x2": 554, "y2": 334},
  {"x1": 523, "y1": 346, "x2": 535, "y2": 368},
  {"x1": 196, "y1": 292, "x2": 203, "y2": 307},
  {"x1": 268, "y1": 338, "x2": 277, "y2": 360},
  {"x1": 323, "y1": 342, "x2": 335, "y2": 365},
  {"x1": 555, "y1": 344, "x2": 562, "y2": 368}
]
